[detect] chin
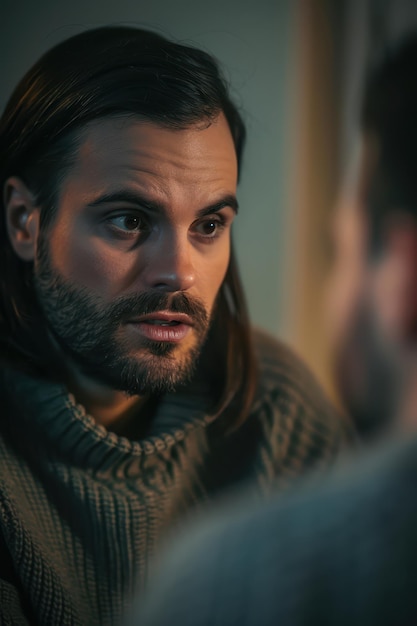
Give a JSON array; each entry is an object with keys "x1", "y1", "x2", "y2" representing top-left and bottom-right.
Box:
[{"x1": 103, "y1": 348, "x2": 199, "y2": 396}]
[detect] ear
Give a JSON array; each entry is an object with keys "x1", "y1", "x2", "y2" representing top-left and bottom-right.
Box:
[
  {"x1": 4, "y1": 176, "x2": 40, "y2": 261},
  {"x1": 371, "y1": 215, "x2": 417, "y2": 344}
]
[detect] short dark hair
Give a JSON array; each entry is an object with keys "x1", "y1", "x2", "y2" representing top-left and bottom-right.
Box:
[
  {"x1": 0, "y1": 26, "x2": 257, "y2": 429},
  {"x1": 361, "y1": 32, "x2": 417, "y2": 250}
]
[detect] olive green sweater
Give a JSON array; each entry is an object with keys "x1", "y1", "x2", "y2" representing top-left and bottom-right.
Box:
[{"x1": 0, "y1": 332, "x2": 350, "y2": 625}]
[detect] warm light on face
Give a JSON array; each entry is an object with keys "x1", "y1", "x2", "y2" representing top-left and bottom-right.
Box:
[{"x1": 33, "y1": 114, "x2": 239, "y2": 394}]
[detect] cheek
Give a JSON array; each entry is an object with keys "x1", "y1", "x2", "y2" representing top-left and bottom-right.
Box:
[
  {"x1": 48, "y1": 226, "x2": 136, "y2": 296},
  {"x1": 197, "y1": 241, "x2": 231, "y2": 309},
  {"x1": 371, "y1": 255, "x2": 412, "y2": 343}
]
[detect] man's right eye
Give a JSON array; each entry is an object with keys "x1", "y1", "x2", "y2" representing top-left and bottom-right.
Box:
[{"x1": 106, "y1": 213, "x2": 149, "y2": 234}]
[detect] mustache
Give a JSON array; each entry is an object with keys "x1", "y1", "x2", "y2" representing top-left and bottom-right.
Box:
[{"x1": 108, "y1": 291, "x2": 209, "y2": 330}]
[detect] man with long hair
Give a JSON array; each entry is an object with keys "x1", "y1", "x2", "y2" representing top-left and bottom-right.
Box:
[{"x1": 0, "y1": 26, "x2": 348, "y2": 624}]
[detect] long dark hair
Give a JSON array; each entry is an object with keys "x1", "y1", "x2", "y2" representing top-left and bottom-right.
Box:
[{"x1": 0, "y1": 26, "x2": 257, "y2": 429}]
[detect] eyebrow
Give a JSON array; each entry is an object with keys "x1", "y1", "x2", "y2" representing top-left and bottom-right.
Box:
[{"x1": 86, "y1": 190, "x2": 239, "y2": 216}]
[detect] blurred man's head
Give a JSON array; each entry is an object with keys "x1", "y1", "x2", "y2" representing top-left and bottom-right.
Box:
[
  {"x1": 328, "y1": 34, "x2": 417, "y2": 438},
  {"x1": 0, "y1": 27, "x2": 256, "y2": 426}
]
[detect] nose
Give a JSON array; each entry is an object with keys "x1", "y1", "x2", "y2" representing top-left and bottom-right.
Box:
[{"x1": 142, "y1": 231, "x2": 196, "y2": 292}]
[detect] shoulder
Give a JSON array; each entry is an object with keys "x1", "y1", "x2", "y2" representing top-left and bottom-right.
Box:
[
  {"x1": 137, "y1": 437, "x2": 417, "y2": 626},
  {"x1": 251, "y1": 329, "x2": 354, "y2": 472},
  {"x1": 236, "y1": 436, "x2": 417, "y2": 620}
]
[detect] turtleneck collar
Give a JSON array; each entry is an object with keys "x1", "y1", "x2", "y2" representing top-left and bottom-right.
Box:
[{"x1": 0, "y1": 366, "x2": 214, "y2": 472}]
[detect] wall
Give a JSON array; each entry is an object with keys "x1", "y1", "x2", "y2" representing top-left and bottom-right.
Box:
[{"x1": 0, "y1": 0, "x2": 295, "y2": 339}]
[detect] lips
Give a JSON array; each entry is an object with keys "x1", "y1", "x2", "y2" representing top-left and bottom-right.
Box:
[
  {"x1": 143, "y1": 319, "x2": 181, "y2": 326},
  {"x1": 132, "y1": 311, "x2": 194, "y2": 326},
  {"x1": 127, "y1": 311, "x2": 193, "y2": 343}
]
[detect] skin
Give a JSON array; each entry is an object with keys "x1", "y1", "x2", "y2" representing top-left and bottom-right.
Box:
[
  {"x1": 5, "y1": 114, "x2": 238, "y2": 430},
  {"x1": 326, "y1": 135, "x2": 417, "y2": 437}
]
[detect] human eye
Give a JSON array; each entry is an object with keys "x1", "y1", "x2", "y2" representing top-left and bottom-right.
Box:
[
  {"x1": 105, "y1": 211, "x2": 150, "y2": 237},
  {"x1": 192, "y1": 215, "x2": 228, "y2": 242}
]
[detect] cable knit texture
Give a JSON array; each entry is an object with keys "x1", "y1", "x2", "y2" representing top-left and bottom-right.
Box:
[{"x1": 0, "y1": 331, "x2": 351, "y2": 625}]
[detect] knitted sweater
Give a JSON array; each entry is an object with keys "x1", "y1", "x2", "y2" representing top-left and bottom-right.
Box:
[{"x1": 0, "y1": 331, "x2": 350, "y2": 625}]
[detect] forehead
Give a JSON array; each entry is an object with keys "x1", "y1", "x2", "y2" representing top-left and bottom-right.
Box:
[{"x1": 59, "y1": 114, "x2": 238, "y2": 202}]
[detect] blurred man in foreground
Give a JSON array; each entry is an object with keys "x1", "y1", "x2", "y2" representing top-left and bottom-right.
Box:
[{"x1": 135, "y1": 33, "x2": 417, "y2": 626}]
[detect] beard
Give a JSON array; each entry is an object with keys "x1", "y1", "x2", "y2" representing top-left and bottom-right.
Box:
[{"x1": 32, "y1": 239, "x2": 211, "y2": 396}]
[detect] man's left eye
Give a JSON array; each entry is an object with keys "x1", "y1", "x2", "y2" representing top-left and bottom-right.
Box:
[{"x1": 194, "y1": 218, "x2": 224, "y2": 237}]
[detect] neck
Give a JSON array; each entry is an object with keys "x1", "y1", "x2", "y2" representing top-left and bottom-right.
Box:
[
  {"x1": 44, "y1": 331, "x2": 152, "y2": 434},
  {"x1": 67, "y1": 367, "x2": 149, "y2": 432}
]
